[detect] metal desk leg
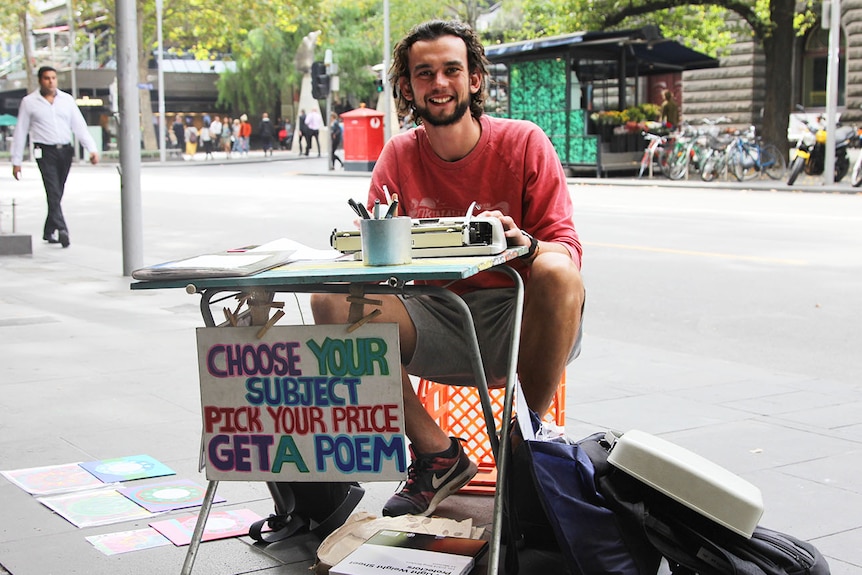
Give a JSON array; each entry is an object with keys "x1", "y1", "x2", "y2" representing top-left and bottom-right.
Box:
[
  {"x1": 488, "y1": 267, "x2": 524, "y2": 575},
  {"x1": 182, "y1": 287, "x2": 274, "y2": 574},
  {"x1": 427, "y1": 268, "x2": 524, "y2": 575},
  {"x1": 180, "y1": 480, "x2": 220, "y2": 575}
]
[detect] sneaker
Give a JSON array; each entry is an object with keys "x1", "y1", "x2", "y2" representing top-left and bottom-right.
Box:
[{"x1": 382, "y1": 438, "x2": 478, "y2": 517}]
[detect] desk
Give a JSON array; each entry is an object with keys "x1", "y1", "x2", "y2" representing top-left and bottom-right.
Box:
[{"x1": 131, "y1": 247, "x2": 527, "y2": 575}]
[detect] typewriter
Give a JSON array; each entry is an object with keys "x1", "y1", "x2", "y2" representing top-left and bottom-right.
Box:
[{"x1": 330, "y1": 216, "x2": 508, "y2": 258}]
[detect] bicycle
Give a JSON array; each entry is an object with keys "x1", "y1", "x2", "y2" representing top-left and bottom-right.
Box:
[
  {"x1": 727, "y1": 127, "x2": 786, "y2": 181},
  {"x1": 699, "y1": 132, "x2": 735, "y2": 182},
  {"x1": 637, "y1": 132, "x2": 671, "y2": 178},
  {"x1": 666, "y1": 117, "x2": 730, "y2": 180}
]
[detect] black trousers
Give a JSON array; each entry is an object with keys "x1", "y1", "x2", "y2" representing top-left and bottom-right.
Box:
[
  {"x1": 304, "y1": 131, "x2": 320, "y2": 156},
  {"x1": 330, "y1": 136, "x2": 343, "y2": 168},
  {"x1": 35, "y1": 145, "x2": 74, "y2": 239}
]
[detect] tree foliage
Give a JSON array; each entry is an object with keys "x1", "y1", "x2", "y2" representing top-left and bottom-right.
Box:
[{"x1": 515, "y1": 0, "x2": 799, "y2": 149}]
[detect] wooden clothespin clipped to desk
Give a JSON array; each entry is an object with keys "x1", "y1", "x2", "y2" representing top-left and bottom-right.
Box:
[
  {"x1": 346, "y1": 284, "x2": 382, "y2": 333},
  {"x1": 222, "y1": 293, "x2": 251, "y2": 327},
  {"x1": 223, "y1": 306, "x2": 239, "y2": 327},
  {"x1": 256, "y1": 310, "x2": 285, "y2": 339}
]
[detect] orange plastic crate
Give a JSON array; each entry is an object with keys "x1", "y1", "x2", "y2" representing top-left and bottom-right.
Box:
[{"x1": 416, "y1": 374, "x2": 566, "y2": 493}]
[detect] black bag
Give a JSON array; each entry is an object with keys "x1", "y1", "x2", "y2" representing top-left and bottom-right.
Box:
[
  {"x1": 597, "y1": 446, "x2": 830, "y2": 575},
  {"x1": 505, "y1": 414, "x2": 661, "y2": 575},
  {"x1": 249, "y1": 481, "x2": 364, "y2": 544}
]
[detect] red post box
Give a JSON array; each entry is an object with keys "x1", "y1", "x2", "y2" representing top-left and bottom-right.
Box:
[{"x1": 341, "y1": 107, "x2": 385, "y2": 172}]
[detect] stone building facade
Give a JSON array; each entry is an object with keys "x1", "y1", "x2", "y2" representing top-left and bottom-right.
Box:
[{"x1": 682, "y1": 2, "x2": 862, "y2": 134}]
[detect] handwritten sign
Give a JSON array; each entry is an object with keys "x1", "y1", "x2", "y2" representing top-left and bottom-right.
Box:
[{"x1": 196, "y1": 324, "x2": 406, "y2": 482}]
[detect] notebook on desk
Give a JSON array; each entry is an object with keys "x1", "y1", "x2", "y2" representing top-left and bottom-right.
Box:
[
  {"x1": 130, "y1": 250, "x2": 295, "y2": 280},
  {"x1": 130, "y1": 238, "x2": 344, "y2": 281}
]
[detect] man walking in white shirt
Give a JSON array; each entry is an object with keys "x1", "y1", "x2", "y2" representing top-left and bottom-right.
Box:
[
  {"x1": 11, "y1": 66, "x2": 99, "y2": 248},
  {"x1": 303, "y1": 106, "x2": 324, "y2": 157}
]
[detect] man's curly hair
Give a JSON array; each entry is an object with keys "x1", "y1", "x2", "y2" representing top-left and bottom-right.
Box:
[{"x1": 388, "y1": 20, "x2": 489, "y2": 120}]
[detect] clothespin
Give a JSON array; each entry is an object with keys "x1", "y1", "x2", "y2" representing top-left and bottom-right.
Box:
[
  {"x1": 223, "y1": 307, "x2": 238, "y2": 327},
  {"x1": 248, "y1": 300, "x2": 285, "y2": 309},
  {"x1": 256, "y1": 310, "x2": 285, "y2": 339},
  {"x1": 346, "y1": 295, "x2": 383, "y2": 306},
  {"x1": 346, "y1": 284, "x2": 383, "y2": 332},
  {"x1": 347, "y1": 284, "x2": 369, "y2": 324},
  {"x1": 347, "y1": 308, "x2": 382, "y2": 333}
]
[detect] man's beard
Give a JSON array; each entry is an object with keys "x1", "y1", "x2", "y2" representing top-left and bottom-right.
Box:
[{"x1": 413, "y1": 95, "x2": 470, "y2": 127}]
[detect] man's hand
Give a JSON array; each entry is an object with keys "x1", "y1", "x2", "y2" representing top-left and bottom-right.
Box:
[
  {"x1": 12, "y1": 165, "x2": 21, "y2": 180},
  {"x1": 477, "y1": 209, "x2": 531, "y2": 248},
  {"x1": 89, "y1": 152, "x2": 99, "y2": 165}
]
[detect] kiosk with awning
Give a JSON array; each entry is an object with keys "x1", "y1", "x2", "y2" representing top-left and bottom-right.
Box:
[{"x1": 484, "y1": 26, "x2": 719, "y2": 175}]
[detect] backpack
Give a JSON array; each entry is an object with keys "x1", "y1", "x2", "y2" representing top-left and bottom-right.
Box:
[
  {"x1": 249, "y1": 481, "x2": 364, "y2": 544},
  {"x1": 600, "y1": 469, "x2": 830, "y2": 575},
  {"x1": 506, "y1": 417, "x2": 830, "y2": 575},
  {"x1": 505, "y1": 416, "x2": 661, "y2": 575}
]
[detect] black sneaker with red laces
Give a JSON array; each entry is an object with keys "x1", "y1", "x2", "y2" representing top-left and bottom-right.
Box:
[{"x1": 382, "y1": 437, "x2": 478, "y2": 517}]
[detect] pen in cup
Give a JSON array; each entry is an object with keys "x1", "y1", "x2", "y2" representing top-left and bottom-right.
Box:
[
  {"x1": 348, "y1": 198, "x2": 371, "y2": 219},
  {"x1": 373, "y1": 199, "x2": 381, "y2": 219},
  {"x1": 384, "y1": 199, "x2": 399, "y2": 219}
]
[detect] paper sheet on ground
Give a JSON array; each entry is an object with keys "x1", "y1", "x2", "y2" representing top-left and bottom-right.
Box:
[
  {"x1": 86, "y1": 527, "x2": 172, "y2": 555},
  {"x1": 1, "y1": 463, "x2": 106, "y2": 495},
  {"x1": 117, "y1": 478, "x2": 223, "y2": 512},
  {"x1": 79, "y1": 454, "x2": 176, "y2": 483},
  {"x1": 37, "y1": 488, "x2": 156, "y2": 528},
  {"x1": 149, "y1": 508, "x2": 269, "y2": 546}
]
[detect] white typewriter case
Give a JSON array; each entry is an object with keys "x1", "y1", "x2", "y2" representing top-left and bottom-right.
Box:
[{"x1": 608, "y1": 429, "x2": 764, "y2": 538}]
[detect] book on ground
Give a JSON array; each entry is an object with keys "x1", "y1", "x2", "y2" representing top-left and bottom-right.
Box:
[{"x1": 330, "y1": 529, "x2": 488, "y2": 575}]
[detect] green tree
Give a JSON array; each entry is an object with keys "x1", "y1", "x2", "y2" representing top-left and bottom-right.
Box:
[
  {"x1": 0, "y1": 1, "x2": 37, "y2": 91},
  {"x1": 517, "y1": 0, "x2": 800, "y2": 150}
]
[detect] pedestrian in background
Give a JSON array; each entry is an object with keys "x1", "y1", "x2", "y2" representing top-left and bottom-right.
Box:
[
  {"x1": 200, "y1": 118, "x2": 213, "y2": 160},
  {"x1": 231, "y1": 118, "x2": 241, "y2": 155},
  {"x1": 329, "y1": 111, "x2": 343, "y2": 170},
  {"x1": 222, "y1": 116, "x2": 234, "y2": 158},
  {"x1": 298, "y1": 109, "x2": 309, "y2": 155},
  {"x1": 304, "y1": 106, "x2": 323, "y2": 156},
  {"x1": 660, "y1": 89, "x2": 680, "y2": 129},
  {"x1": 185, "y1": 119, "x2": 198, "y2": 157},
  {"x1": 259, "y1": 112, "x2": 274, "y2": 157},
  {"x1": 210, "y1": 115, "x2": 222, "y2": 150},
  {"x1": 172, "y1": 114, "x2": 185, "y2": 154},
  {"x1": 10, "y1": 65, "x2": 99, "y2": 248},
  {"x1": 238, "y1": 114, "x2": 251, "y2": 155}
]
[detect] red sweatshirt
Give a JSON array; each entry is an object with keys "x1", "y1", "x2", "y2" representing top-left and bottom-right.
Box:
[{"x1": 368, "y1": 115, "x2": 581, "y2": 293}]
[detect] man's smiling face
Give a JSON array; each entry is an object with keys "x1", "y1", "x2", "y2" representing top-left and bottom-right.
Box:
[{"x1": 400, "y1": 35, "x2": 480, "y2": 127}]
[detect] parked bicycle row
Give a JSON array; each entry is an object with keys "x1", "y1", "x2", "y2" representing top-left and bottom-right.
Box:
[
  {"x1": 637, "y1": 117, "x2": 786, "y2": 182},
  {"x1": 638, "y1": 108, "x2": 862, "y2": 187}
]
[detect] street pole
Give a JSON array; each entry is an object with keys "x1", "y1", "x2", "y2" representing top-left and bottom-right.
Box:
[
  {"x1": 823, "y1": 0, "x2": 840, "y2": 185},
  {"x1": 67, "y1": 0, "x2": 78, "y2": 154},
  {"x1": 383, "y1": 0, "x2": 392, "y2": 142},
  {"x1": 116, "y1": 0, "x2": 143, "y2": 275},
  {"x1": 156, "y1": 0, "x2": 166, "y2": 163}
]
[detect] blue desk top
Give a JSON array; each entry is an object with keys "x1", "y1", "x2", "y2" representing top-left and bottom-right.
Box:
[{"x1": 130, "y1": 247, "x2": 526, "y2": 291}]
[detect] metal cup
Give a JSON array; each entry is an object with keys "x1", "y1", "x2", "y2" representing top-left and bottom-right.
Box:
[{"x1": 360, "y1": 216, "x2": 412, "y2": 266}]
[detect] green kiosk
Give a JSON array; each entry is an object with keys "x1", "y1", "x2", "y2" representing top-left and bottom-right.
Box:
[{"x1": 484, "y1": 27, "x2": 718, "y2": 176}]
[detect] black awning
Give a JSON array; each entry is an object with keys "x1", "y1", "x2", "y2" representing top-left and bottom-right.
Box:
[{"x1": 485, "y1": 27, "x2": 718, "y2": 75}]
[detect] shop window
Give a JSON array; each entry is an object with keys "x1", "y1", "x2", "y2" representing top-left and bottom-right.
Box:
[{"x1": 802, "y1": 24, "x2": 845, "y2": 108}]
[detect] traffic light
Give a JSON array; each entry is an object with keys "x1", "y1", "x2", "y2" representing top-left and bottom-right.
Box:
[
  {"x1": 374, "y1": 79, "x2": 384, "y2": 93},
  {"x1": 311, "y1": 61, "x2": 330, "y2": 99}
]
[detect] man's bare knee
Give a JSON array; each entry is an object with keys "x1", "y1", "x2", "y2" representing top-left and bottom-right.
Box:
[{"x1": 310, "y1": 292, "x2": 348, "y2": 323}]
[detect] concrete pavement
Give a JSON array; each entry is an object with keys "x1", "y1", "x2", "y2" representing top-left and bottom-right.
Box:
[{"x1": 1, "y1": 151, "x2": 860, "y2": 574}]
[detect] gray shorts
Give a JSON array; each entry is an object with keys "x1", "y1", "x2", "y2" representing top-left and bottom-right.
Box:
[{"x1": 400, "y1": 288, "x2": 582, "y2": 388}]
